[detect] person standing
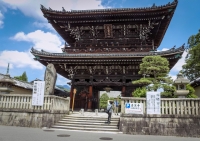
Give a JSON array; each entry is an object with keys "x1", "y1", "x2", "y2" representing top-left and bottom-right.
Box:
[
  {"x1": 106, "y1": 100, "x2": 113, "y2": 124},
  {"x1": 114, "y1": 98, "x2": 119, "y2": 115}
]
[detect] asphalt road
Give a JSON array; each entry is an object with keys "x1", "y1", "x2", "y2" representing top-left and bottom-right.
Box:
[{"x1": 0, "y1": 125, "x2": 199, "y2": 141}]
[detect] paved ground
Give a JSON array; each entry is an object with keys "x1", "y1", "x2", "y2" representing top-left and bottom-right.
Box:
[{"x1": 0, "y1": 125, "x2": 199, "y2": 141}]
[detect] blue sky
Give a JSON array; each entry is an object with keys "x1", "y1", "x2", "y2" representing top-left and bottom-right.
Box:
[{"x1": 0, "y1": 0, "x2": 200, "y2": 85}]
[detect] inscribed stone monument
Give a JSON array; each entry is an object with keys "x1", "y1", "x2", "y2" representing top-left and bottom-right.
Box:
[{"x1": 44, "y1": 63, "x2": 57, "y2": 95}]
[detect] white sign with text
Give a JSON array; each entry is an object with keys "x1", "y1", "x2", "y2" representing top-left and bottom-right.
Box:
[
  {"x1": 146, "y1": 91, "x2": 161, "y2": 114},
  {"x1": 32, "y1": 81, "x2": 45, "y2": 106},
  {"x1": 125, "y1": 103, "x2": 143, "y2": 114}
]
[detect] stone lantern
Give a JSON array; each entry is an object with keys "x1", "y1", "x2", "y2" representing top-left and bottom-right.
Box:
[
  {"x1": 174, "y1": 73, "x2": 190, "y2": 98},
  {"x1": 0, "y1": 64, "x2": 16, "y2": 94}
]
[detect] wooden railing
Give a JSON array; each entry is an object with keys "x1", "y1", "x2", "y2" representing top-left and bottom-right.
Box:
[
  {"x1": 0, "y1": 94, "x2": 70, "y2": 113},
  {"x1": 121, "y1": 97, "x2": 200, "y2": 115}
]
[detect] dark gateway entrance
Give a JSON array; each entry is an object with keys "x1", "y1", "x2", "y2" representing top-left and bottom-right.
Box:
[{"x1": 31, "y1": 0, "x2": 184, "y2": 110}]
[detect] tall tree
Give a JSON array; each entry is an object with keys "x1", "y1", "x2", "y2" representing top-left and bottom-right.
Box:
[
  {"x1": 132, "y1": 56, "x2": 175, "y2": 96},
  {"x1": 14, "y1": 71, "x2": 28, "y2": 82},
  {"x1": 182, "y1": 30, "x2": 200, "y2": 81}
]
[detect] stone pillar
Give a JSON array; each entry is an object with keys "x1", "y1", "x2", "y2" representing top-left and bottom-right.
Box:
[
  {"x1": 121, "y1": 86, "x2": 126, "y2": 97},
  {"x1": 87, "y1": 85, "x2": 93, "y2": 111}
]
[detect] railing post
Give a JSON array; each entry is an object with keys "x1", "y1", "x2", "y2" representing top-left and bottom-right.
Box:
[{"x1": 121, "y1": 98, "x2": 125, "y2": 114}]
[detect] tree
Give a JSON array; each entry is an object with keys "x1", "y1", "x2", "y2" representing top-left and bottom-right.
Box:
[
  {"x1": 132, "y1": 87, "x2": 146, "y2": 97},
  {"x1": 182, "y1": 30, "x2": 200, "y2": 81},
  {"x1": 132, "y1": 56, "x2": 175, "y2": 97},
  {"x1": 186, "y1": 84, "x2": 198, "y2": 98},
  {"x1": 99, "y1": 93, "x2": 109, "y2": 109},
  {"x1": 14, "y1": 71, "x2": 28, "y2": 82}
]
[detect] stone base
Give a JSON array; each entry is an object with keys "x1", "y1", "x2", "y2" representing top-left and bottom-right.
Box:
[
  {"x1": 119, "y1": 114, "x2": 200, "y2": 138},
  {"x1": 0, "y1": 110, "x2": 69, "y2": 128}
]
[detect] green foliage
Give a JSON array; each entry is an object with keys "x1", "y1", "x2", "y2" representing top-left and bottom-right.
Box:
[
  {"x1": 14, "y1": 71, "x2": 28, "y2": 82},
  {"x1": 139, "y1": 56, "x2": 169, "y2": 78},
  {"x1": 132, "y1": 78, "x2": 152, "y2": 85},
  {"x1": 132, "y1": 56, "x2": 173, "y2": 92},
  {"x1": 186, "y1": 84, "x2": 198, "y2": 98},
  {"x1": 161, "y1": 84, "x2": 176, "y2": 98},
  {"x1": 132, "y1": 87, "x2": 146, "y2": 97},
  {"x1": 99, "y1": 93, "x2": 109, "y2": 109},
  {"x1": 182, "y1": 30, "x2": 200, "y2": 81}
]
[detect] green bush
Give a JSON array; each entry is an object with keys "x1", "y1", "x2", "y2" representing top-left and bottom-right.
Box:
[
  {"x1": 99, "y1": 93, "x2": 109, "y2": 109},
  {"x1": 132, "y1": 87, "x2": 146, "y2": 97},
  {"x1": 186, "y1": 84, "x2": 198, "y2": 98}
]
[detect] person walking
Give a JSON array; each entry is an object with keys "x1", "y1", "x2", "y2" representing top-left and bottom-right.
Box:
[
  {"x1": 106, "y1": 100, "x2": 113, "y2": 124},
  {"x1": 114, "y1": 98, "x2": 119, "y2": 115}
]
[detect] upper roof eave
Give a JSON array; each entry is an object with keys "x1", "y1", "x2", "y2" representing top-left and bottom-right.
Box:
[{"x1": 41, "y1": 0, "x2": 178, "y2": 16}]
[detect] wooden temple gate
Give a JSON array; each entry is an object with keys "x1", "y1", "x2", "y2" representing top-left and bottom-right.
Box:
[{"x1": 31, "y1": 0, "x2": 184, "y2": 111}]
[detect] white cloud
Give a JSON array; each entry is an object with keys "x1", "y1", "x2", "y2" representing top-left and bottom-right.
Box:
[
  {"x1": 0, "y1": 11, "x2": 4, "y2": 28},
  {"x1": 33, "y1": 22, "x2": 54, "y2": 31},
  {"x1": 157, "y1": 48, "x2": 169, "y2": 52},
  {"x1": 0, "y1": 50, "x2": 43, "y2": 69},
  {"x1": 171, "y1": 51, "x2": 187, "y2": 72},
  {"x1": 11, "y1": 30, "x2": 63, "y2": 53},
  {"x1": 2, "y1": 0, "x2": 105, "y2": 21},
  {"x1": 169, "y1": 51, "x2": 187, "y2": 80}
]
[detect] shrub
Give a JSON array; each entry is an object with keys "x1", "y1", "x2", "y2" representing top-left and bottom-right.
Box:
[
  {"x1": 132, "y1": 87, "x2": 146, "y2": 97},
  {"x1": 186, "y1": 84, "x2": 198, "y2": 98},
  {"x1": 99, "y1": 93, "x2": 109, "y2": 109}
]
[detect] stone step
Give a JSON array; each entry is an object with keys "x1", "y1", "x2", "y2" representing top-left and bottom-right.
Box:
[
  {"x1": 55, "y1": 123, "x2": 118, "y2": 129},
  {"x1": 60, "y1": 119, "x2": 119, "y2": 123},
  {"x1": 62, "y1": 116, "x2": 120, "y2": 120},
  {"x1": 50, "y1": 112, "x2": 120, "y2": 133},
  {"x1": 51, "y1": 125, "x2": 119, "y2": 132},
  {"x1": 57, "y1": 120, "x2": 118, "y2": 125}
]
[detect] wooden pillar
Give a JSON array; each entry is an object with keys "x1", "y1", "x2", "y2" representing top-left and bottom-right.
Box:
[
  {"x1": 69, "y1": 86, "x2": 74, "y2": 109},
  {"x1": 121, "y1": 86, "x2": 125, "y2": 97},
  {"x1": 87, "y1": 85, "x2": 93, "y2": 111}
]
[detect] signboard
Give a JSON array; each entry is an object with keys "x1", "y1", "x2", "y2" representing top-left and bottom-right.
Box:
[
  {"x1": 32, "y1": 81, "x2": 45, "y2": 106},
  {"x1": 146, "y1": 91, "x2": 161, "y2": 114},
  {"x1": 125, "y1": 103, "x2": 143, "y2": 114}
]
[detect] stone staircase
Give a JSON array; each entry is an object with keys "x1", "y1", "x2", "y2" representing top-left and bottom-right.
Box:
[{"x1": 50, "y1": 112, "x2": 120, "y2": 133}]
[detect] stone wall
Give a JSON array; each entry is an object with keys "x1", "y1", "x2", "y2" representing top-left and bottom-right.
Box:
[
  {"x1": 120, "y1": 114, "x2": 200, "y2": 138},
  {"x1": 0, "y1": 109, "x2": 69, "y2": 128}
]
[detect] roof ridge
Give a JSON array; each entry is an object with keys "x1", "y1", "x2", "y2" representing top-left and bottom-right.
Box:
[{"x1": 40, "y1": 0, "x2": 178, "y2": 13}]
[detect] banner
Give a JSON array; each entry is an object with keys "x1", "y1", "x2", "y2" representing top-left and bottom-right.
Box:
[
  {"x1": 32, "y1": 81, "x2": 45, "y2": 106},
  {"x1": 146, "y1": 91, "x2": 161, "y2": 114},
  {"x1": 125, "y1": 103, "x2": 143, "y2": 114}
]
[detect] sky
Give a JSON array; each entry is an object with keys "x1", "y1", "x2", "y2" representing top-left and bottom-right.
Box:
[{"x1": 0, "y1": 0, "x2": 200, "y2": 85}]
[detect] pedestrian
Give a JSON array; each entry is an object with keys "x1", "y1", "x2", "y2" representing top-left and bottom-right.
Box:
[
  {"x1": 114, "y1": 98, "x2": 119, "y2": 115},
  {"x1": 106, "y1": 100, "x2": 113, "y2": 124}
]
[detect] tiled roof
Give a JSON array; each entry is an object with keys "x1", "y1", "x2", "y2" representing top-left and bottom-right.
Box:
[
  {"x1": 41, "y1": 0, "x2": 178, "y2": 14},
  {"x1": 0, "y1": 73, "x2": 65, "y2": 92},
  {"x1": 31, "y1": 45, "x2": 185, "y2": 58}
]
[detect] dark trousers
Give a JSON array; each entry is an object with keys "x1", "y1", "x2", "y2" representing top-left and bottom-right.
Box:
[{"x1": 107, "y1": 113, "x2": 111, "y2": 123}]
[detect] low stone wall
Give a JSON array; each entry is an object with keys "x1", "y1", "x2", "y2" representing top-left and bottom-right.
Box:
[
  {"x1": 120, "y1": 114, "x2": 200, "y2": 137},
  {"x1": 0, "y1": 109, "x2": 69, "y2": 128}
]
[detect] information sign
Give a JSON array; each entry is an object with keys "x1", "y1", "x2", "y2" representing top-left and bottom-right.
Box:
[
  {"x1": 125, "y1": 103, "x2": 143, "y2": 114},
  {"x1": 146, "y1": 91, "x2": 161, "y2": 114},
  {"x1": 32, "y1": 81, "x2": 45, "y2": 106}
]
